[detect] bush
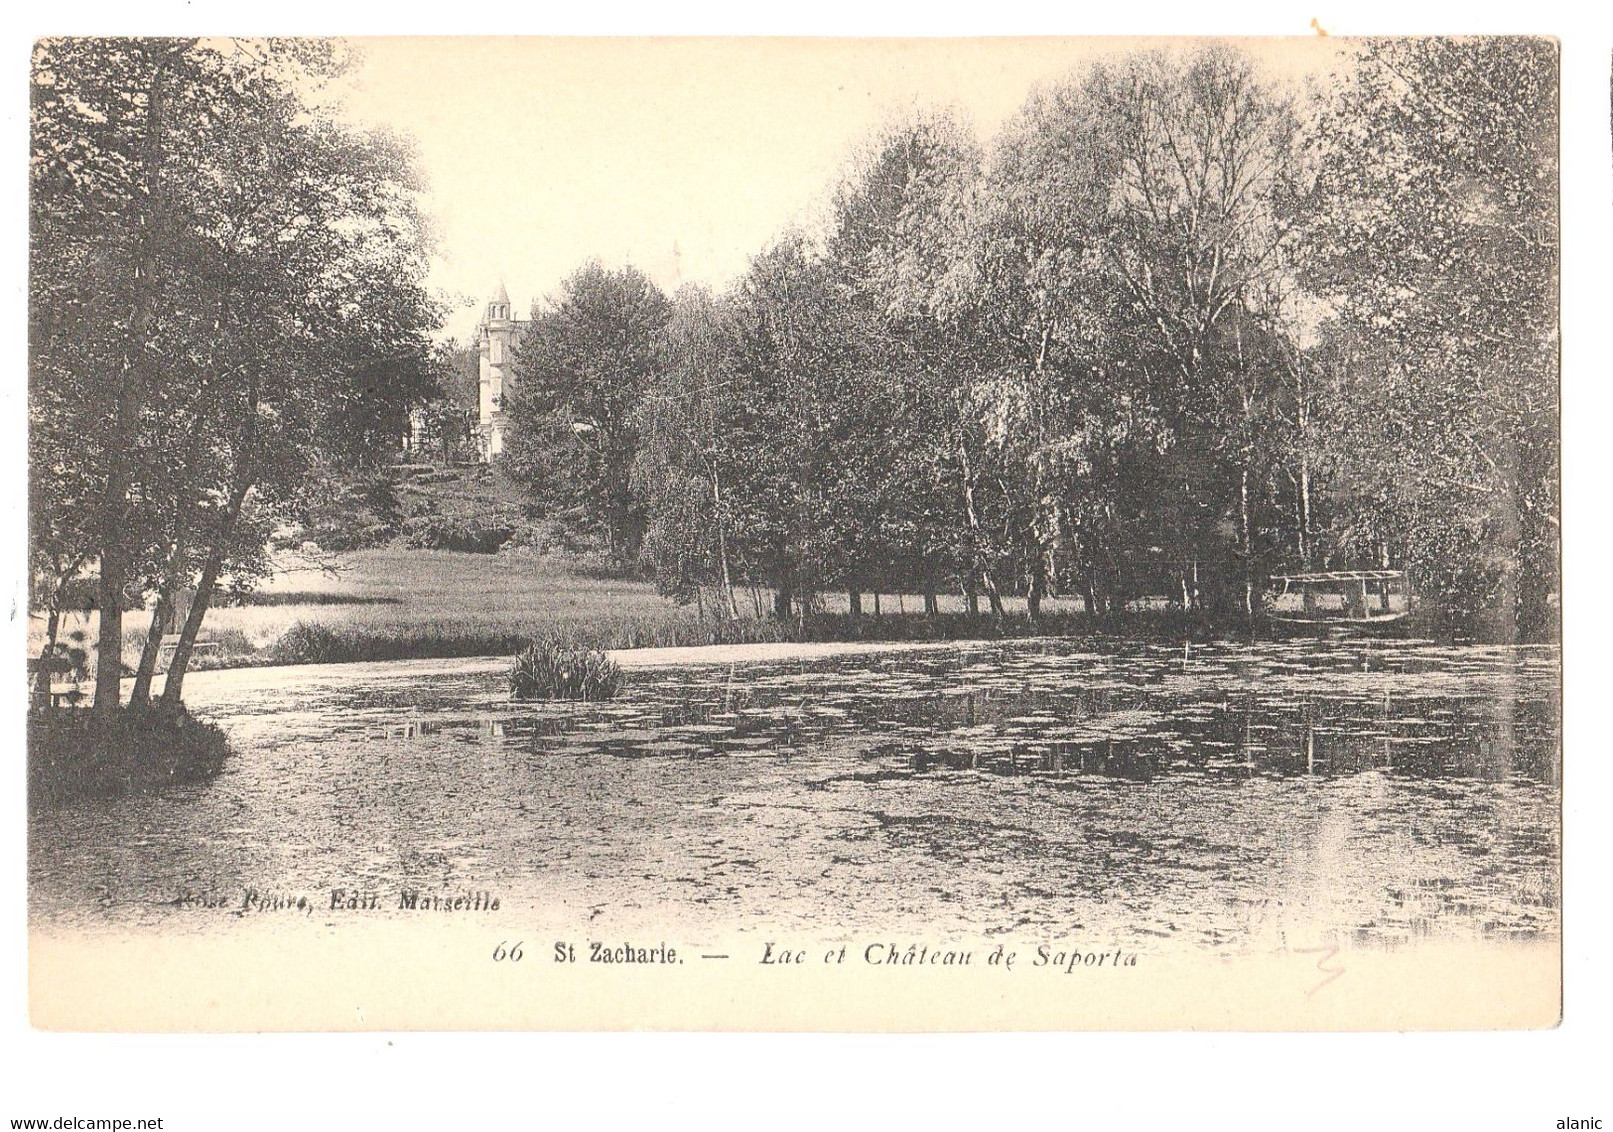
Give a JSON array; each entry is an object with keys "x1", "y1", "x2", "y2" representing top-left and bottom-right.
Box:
[
  {"x1": 567, "y1": 556, "x2": 651, "y2": 582},
  {"x1": 303, "y1": 519, "x2": 397, "y2": 553},
  {"x1": 34, "y1": 637, "x2": 91, "y2": 684},
  {"x1": 400, "y1": 514, "x2": 514, "y2": 554},
  {"x1": 267, "y1": 622, "x2": 350, "y2": 664},
  {"x1": 28, "y1": 701, "x2": 230, "y2": 806},
  {"x1": 498, "y1": 519, "x2": 570, "y2": 556},
  {"x1": 407, "y1": 468, "x2": 462, "y2": 486},
  {"x1": 220, "y1": 591, "x2": 404, "y2": 608},
  {"x1": 297, "y1": 474, "x2": 402, "y2": 551},
  {"x1": 267, "y1": 619, "x2": 533, "y2": 665},
  {"x1": 509, "y1": 636, "x2": 624, "y2": 701}
]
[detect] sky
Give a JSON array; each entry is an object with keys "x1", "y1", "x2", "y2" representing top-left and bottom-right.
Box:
[{"x1": 333, "y1": 37, "x2": 1348, "y2": 342}]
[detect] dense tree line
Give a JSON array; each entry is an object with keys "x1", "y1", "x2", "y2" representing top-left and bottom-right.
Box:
[
  {"x1": 29, "y1": 38, "x2": 442, "y2": 713},
  {"x1": 507, "y1": 39, "x2": 1558, "y2": 641}
]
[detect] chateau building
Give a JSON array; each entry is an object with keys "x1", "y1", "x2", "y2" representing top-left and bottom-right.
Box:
[{"x1": 476, "y1": 283, "x2": 527, "y2": 460}]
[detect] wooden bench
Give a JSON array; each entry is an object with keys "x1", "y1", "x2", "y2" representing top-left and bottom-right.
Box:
[
  {"x1": 47, "y1": 683, "x2": 86, "y2": 708},
  {"x1": 158, "y1": 635, "x2": 219, "y2": 668}
]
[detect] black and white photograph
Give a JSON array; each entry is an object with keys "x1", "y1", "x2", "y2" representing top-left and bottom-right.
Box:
[{"x1": 21, "y1": 30, "x2": 1566, "y2": 1041}]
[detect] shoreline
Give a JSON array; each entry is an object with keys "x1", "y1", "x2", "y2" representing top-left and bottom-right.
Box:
[
  {"x1": 605, "y1": 637, "x2": 975, "y2": 669},
  {"x1": 74, "y1": 629, "x2": 1562, "y2": 710},
  {"x1": 113, "y1": 635, "x2": 1001, "y2": 709}
]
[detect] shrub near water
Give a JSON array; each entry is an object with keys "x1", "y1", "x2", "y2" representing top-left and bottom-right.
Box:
[
  {"x1": 240, "y1": 606, "x2": 1240, "y2": 670},
  {"x1": 28, "y1": 702, "x2": 230, "y2": 806},
  {"x1": 270, "y1": 620, "x2": 533, "y2": 665},
  {"x1": 509, "y1": 635, "x2": 624, "y2": 701}
]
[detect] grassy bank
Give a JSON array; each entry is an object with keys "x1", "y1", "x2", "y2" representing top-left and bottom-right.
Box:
[
  {"x1": 199, "y1": 547, "x2": 712, "y2": 665},
  {"x1": 30, "y1": 548, "x2": 691, "y2": 677},
  {"x1": 186, "y1": 609, "x2": 1229, "y2": 668},
  {"x1": 28, "y1": 703, "x2": 230, "y2": 806},
  {"x1": 31, "y1": 548, "x2": 1079, "y2": 674},
  {"x1": 29, "y1": 546, "x2": 1363, "y2": 679}
]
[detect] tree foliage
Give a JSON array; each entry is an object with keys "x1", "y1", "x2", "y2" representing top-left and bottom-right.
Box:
[
  {"x1": 1300, "y1": 37, "x2": 1559, "y2": 637},
  {"x1": 29, "y1": 37, "x2": 441, "y2": 712},
  {"x1": 496, "y1": 40, "x2": 1556, "y2": 642},
  {"x1": 504, "y1": 262, "x2": 671, "y2": 563},
  {"x1": 620, "y1": 41, "x2": 1555, "y2": 639}
]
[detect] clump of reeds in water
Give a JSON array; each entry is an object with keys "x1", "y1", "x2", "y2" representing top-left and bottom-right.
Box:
[{"x1": 508, "y1": 635, "x2": 624, "y2": 701}]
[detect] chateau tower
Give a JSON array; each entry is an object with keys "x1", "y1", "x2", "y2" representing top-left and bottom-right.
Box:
[{"x1": 476, "y1": 282, "x2": 526, "y2": 460}]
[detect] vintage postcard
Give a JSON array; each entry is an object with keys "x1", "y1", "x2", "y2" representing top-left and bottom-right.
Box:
[{"x1": 24, "y1": 35, "x2": 1560, "y2": 1032}]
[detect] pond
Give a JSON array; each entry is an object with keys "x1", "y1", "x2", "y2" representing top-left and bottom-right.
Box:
[{"x1": 27, "y1": 637, "x2": 1561, "y2": 954}]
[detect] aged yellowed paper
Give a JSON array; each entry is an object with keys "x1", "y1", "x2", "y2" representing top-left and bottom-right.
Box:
[{"x1": 26, "y1": 35, "x2": 1560, "y2": 1033}]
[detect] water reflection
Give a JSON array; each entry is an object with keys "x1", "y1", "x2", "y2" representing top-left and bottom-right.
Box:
[
  {"x1": 28, "y1": 637, "x2": 1560, "y2": 951},
  {"x1": 340, "y1": 639, "x2": 1558, "y2": 788}
]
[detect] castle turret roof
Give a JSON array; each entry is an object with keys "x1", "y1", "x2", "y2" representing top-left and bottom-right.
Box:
[{"x1": 492, "y1": 281, "x2": 510, "y2": 306}]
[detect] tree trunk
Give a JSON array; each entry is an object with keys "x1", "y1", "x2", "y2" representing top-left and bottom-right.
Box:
[
  {"x1": 848, "y1": 589, "x2": 862, "y2": 617},
  {"x1": 710, "y1": 466, "x2": 740, "y2": 620},
  {"x1": 1297, "y1": 458, "x2": 1313, "y2": 570},
  {"x1": 1515, "y1": 516, "x2": 1556, "y2": 643},
  {"x1": 772, "y1": 574, "x2": 793, "y2": 620},
  {"x1": 159, "y1": 551, "x2": 221, "y2": 706},
  {"x1": 129, "y1": 601, "x2": 169, "y2": 707},
  {"x1": 92, "y1": 543, "x2": 126, "y2": 716},
  {"x1": 93, "y1": 56, "x2": 170, "y2": 719},
  {"x1": 1240, "y1": 462, "x2": 1255, "y2": 624},
  {"x1": 161, "y1": 480, "x2": 249, "y2": 706},
  {"x1": 31, "y1": 557, "x2": 88, "y2": 713},
  {"x1": 1047, "y1": 502, "x2": 1063, "y2": 598},
  {"x1": 923, "y1": 585, "x2": 938, "y2": 616},
  {"x1": 983, "y1": 572, "x2": 1005, "y2": 618},
  {"x1": 31, "y1": 606, "x2": 63, "y2": 714},
  {"x1": 93, "y1": 392, "x2": 141, "y2": 714},
  {"x1": 964, "y1": 575, "x2": 979, "y2": 617},
  {"x1": 1294, "y1": 354, "x2": 1314, "y2": 571},
  {"x1": 130, "y1": 531, "x2": 189, "y2": 705},
  {"x1": 1025, "y1": 333, "x2": 1054, "y2": 625},
  {"x1": 953, "y1": 396, "x2": 1002, "y2": 620}
]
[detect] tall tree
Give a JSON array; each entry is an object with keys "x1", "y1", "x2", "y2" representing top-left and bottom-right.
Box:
[
  {"x1": 32, "y1": 38, "x2": 198, "y2": 715},
  {"x1": 635, "y1": 285, "x2": 744, "y2": 615},
  {"x1": 505, "y1": 262, "x2": 671, "y2": 564},
  {"x1": 1302, "y1": 37, "x2": 1559, "y2": 638},
  {"x1": 1088, "y1": 45, "x2": 1311, "y2": 619},
  {"x1": 822, "y1": 113, "x2": 981, "y2": 613},
  {"x1": 969, "y1": 80, "x2": 1144, "y2": 617},
  {"x1": 159, "y1": 112, "x2": 440, "y2": 705},
  {"x1": 30, "y1": 37, "x2": 441, "y2": 710}
]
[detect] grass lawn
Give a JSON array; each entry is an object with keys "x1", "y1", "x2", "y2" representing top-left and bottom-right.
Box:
[
  {"x1": 30, "y1": 546, "x2": 1102, "y2": 678},
  {"x1": 29, "y1": 549, "x2": 689, "y2": 676},
  {"x1": 225, "y1": 548, "x2": 682, "y2": 644}
]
